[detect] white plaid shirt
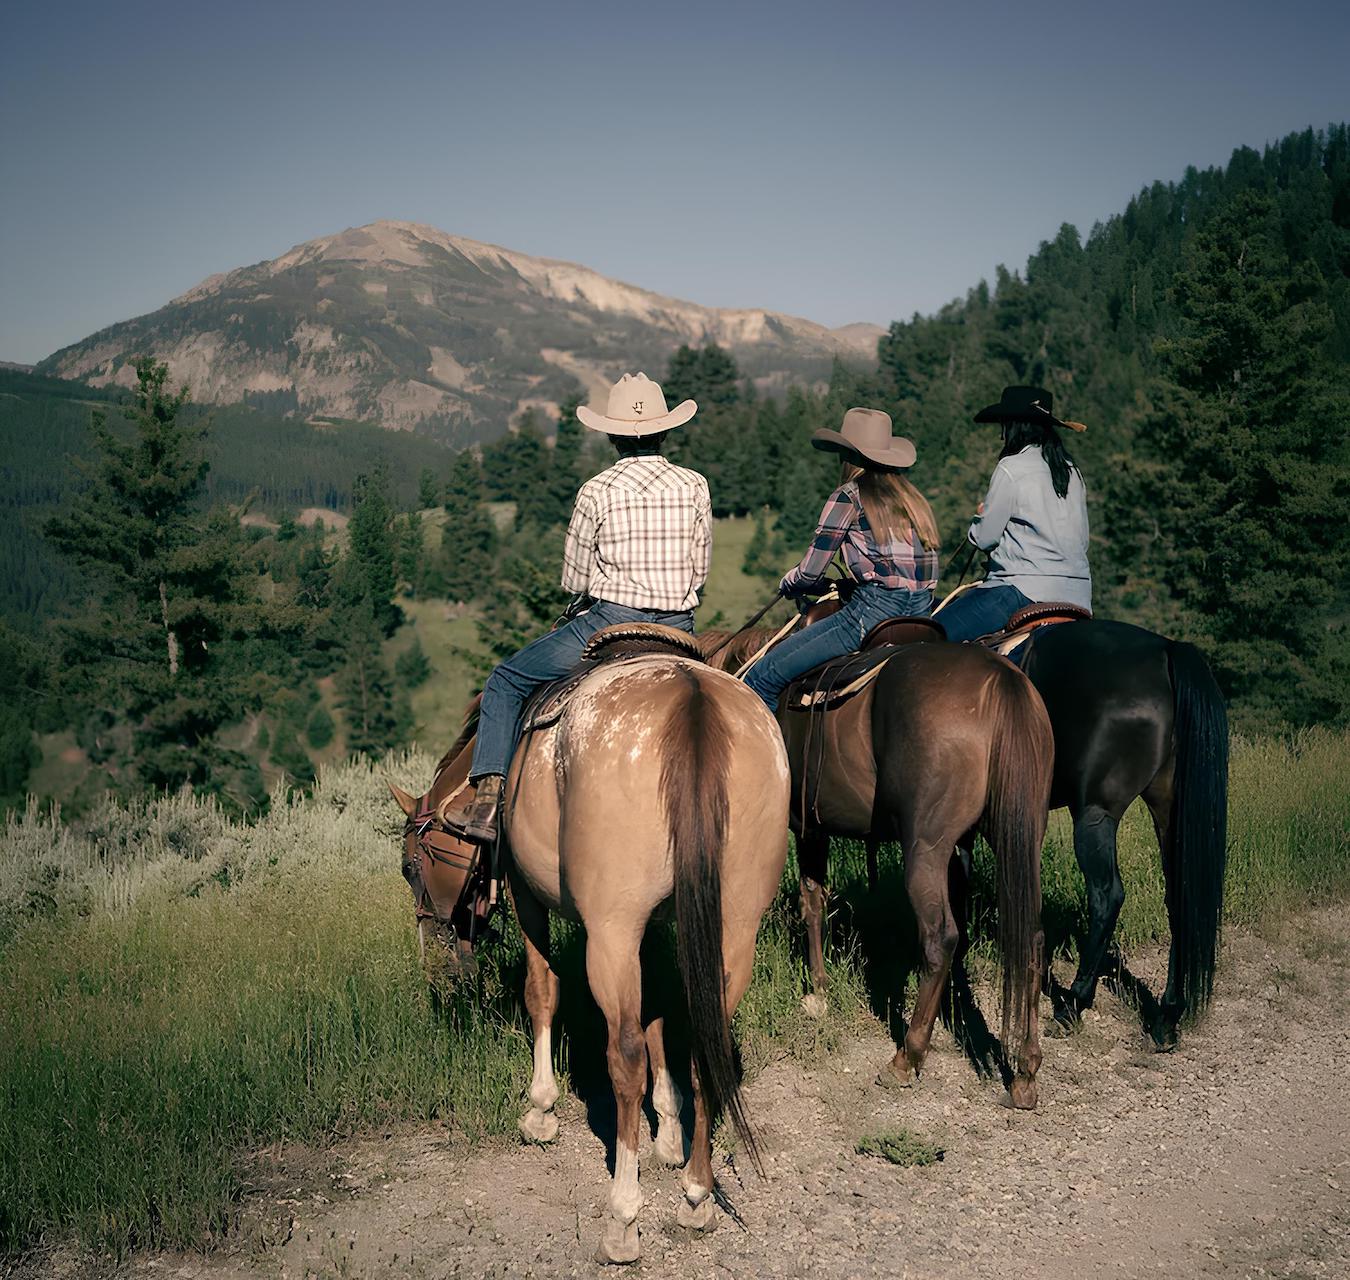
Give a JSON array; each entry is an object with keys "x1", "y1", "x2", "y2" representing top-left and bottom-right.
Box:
[{"x1": 561, "y1": 456, "x2": 712, "y2": 611}]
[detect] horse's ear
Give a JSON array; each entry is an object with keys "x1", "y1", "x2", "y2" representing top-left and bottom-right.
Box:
[{"x1": 388, "y1": 783, "x2": 418, "y2": 817}]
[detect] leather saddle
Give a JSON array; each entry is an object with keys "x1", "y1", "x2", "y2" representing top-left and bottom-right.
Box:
[
  {"x1": 782, "y1": 611, "x2": 947, "y2": 713},
  {"x1": 977, "y1": 601, "x2": 1092, "y2": 658},
  {"x1": 521, "y1": 623, "x2": 704, "y2": 734}
]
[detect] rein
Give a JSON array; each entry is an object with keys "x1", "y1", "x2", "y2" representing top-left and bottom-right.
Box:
[{"x1": 703, "y1": 591, "x2": 785, "y2": 662}]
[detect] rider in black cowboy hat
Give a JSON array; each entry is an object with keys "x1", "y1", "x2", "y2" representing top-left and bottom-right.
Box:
[{"x1": 938, "y1": 386, "x2": 1092, "y2": 642}]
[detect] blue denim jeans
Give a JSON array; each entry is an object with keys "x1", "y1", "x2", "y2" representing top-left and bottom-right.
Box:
[
  {"x1": 744, "y1": 583, "x2": 934, "y2": 711},
  {"x1": 936, "y1": 583, "x2": 1032, "y2": 643},
  {"x1": 470, "y1": 599, "x2": 695, "y2": 780}
]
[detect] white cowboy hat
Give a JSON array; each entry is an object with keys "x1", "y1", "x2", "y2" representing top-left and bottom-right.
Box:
[{"x1": 576, "y1": 372, "x2": 697, "y2": 437}]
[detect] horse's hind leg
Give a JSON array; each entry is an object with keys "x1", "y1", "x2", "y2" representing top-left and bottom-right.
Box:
[
  {"x1": 1055, "y1": 804, "x2": 1124, "y2": 1024},
  {"x1": 883, "y1": 841, "x2": 959, "y2": 1087},
  {"x1": 515, "y1": 881, "x2": 560, "y2": 1144},
  {"x1": 586, "y1": 921, "x2": 648, "y2": 1265},
  {"x1": 798, "y1": 828, "x2": 830, "y2": 1015},
  {"x1": 641, "y1": 930, "x2": 685, "y2": 1167}
]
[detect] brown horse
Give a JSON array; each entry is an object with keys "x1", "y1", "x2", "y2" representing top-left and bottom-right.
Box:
[
  {"x1": 702, "y1": 625, "x2": 1052, "y2": 1107},
  {"x1": 391, "y1": 651, "x2": 789, "y2": 1264}
]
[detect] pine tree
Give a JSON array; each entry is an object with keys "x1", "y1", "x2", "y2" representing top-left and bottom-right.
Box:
[
  {"x1": 395, "y1": 634, "x2": 432, "y2": 687},
  {"x1": 338, "y1": 604, "x2": 406, "y2": 758},
  {"x1": 43, "y1": 359, "x2": 280, "y2": 808},
  {"x1": 1137, "y1": 191, "x2": 1349, "y2": 723},
  {"x1": 418, "y1": 467, "x2": 442, "y2": 510},
  {"x1": 343, "y1": 465, "x2": 401, "y2": 635},
  {"x1": 440, "y1": 450, "x2": 497, "y2": 601}
]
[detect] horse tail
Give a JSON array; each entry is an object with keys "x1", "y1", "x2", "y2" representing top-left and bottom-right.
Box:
[
  {"x1": 1165, "y1": 640, "x2": 1229, "y2": 1021},
  {"x1": 983, "y1": 661, "x2": 1052, "y2": 1067},
  {"x1": 659, "y1": 665, "x2": 762, "y2": 1175}
]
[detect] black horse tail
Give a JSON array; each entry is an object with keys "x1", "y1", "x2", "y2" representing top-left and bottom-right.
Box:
[
  {"x1": 660, "y1": 666, "x2": 762, "y2": 1174},
  {"x1": 1165, "y1": 640, "x2": 1229, "y2": 1021},
  {"x1": 984, "y1": 661, "x2": 1052, "y2": 1075}
]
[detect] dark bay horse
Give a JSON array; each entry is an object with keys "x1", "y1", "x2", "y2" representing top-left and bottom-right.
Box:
[
  {"x1": 391, "y1": 651, "x2": 789, "y2": 1264},
  {"x1": 703, "y1": 630, "x2": 1052, "y2": 1108},
  {"x1": 1015, "y1": 618, "x2": 1229, "y2": 1047}
]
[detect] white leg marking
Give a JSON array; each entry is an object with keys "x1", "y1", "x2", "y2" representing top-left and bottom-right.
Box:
[
  {"x1": 530, "y1": 1025, "x2": 558, "y2": 1112},
  {"x1": 596, "y1": 1142, "x2": 643, "y2": 1263},
  {"x1": 518, "y1": 1026, "x2": 560, "y2": 1143},
  {"x1": 651, "y1": 1067, "x2": 686, "y2": 1165}
]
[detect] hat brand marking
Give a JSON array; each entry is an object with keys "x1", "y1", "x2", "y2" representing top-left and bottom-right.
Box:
[{"x1": 632, "y1": 401, "x2": 643, "y2": 414}]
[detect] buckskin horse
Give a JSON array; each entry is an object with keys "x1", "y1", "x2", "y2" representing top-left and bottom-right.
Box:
[
  {"x1": 702, "y1": 612, "x2": 1052, "y2": 1108},
  {"x1": 1007, "y1": 615, "x2": 1229, "y2": 1047},
  {"x1": 390, "y1": 627, "x2": 790, "y2": 1265}
]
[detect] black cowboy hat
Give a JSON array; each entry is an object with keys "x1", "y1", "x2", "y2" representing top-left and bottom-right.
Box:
[{"x1": 973, "y1": 385, "x2": 1087, "y2": 433}]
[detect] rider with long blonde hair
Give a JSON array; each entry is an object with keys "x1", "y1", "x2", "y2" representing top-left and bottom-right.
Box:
[{"x1": 744, "y1": 407, "x2": 939, "y2": 710}]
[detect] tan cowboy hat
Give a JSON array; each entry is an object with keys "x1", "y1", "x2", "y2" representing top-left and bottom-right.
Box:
[
  {"x1": 576, "y1": 372, "x2": 697, "y2": 437},
  {"x1": 811, "y1": 407, "x2": 917, "y2": 469}
]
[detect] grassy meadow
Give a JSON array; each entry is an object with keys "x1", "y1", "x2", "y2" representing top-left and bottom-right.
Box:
[
  {"x1": 1, "y1": 729, "x2": 1347, "y2": 1255},
  {"x1": 2, "y1": 523, "x2": 1347, "y2": 1255}
]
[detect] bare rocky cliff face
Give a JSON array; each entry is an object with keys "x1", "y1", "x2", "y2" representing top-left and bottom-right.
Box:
[{"x1": 38, "y1": 221, "x2": 881, "y2": 444}]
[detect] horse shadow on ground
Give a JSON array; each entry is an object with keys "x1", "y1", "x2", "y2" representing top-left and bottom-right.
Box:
[
  {"x1": 429, "y1": 915, "x2": 705, "y2": 1179},
  {"x1": 825, "y1": 842, "x2": 1012, "y2": 1091}
]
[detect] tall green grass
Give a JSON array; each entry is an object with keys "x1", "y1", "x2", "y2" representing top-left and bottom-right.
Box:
[{"x1": 1, "y1": 732, "x2": 1346, "y2": 1254}]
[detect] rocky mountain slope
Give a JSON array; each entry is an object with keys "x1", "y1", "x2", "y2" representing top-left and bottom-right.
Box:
[{"x1": 38, "y1": 221, "x2": 880, "y2": 443}]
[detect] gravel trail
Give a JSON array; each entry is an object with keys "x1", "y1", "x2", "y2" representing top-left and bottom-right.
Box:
[{"x1": 30, "y1": 907, "x2": 1350, "y2": 1280}]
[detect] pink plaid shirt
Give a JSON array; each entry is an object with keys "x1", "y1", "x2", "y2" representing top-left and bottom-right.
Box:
[{"x1": 561, "y1": 456, "x2": 712, "y2": 611}]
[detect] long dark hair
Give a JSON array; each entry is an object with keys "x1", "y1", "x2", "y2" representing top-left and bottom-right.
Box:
[{"x1": 1000, "y1": 421, "x2": 1077, "y2": 499}]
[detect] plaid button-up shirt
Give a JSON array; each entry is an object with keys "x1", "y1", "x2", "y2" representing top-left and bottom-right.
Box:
[
  {"x1": 561, "y1": 456, "x2": 712, "y2": 611},
  {"x1": 780, "y1": 480, "x2": 939, "y2": 597}
]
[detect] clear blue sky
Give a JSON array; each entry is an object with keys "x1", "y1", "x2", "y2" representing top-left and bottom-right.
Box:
[{"x1": 2, "y1": 0, "x2": 1346, "y2": 363}]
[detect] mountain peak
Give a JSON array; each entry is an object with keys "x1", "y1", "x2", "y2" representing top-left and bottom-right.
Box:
[{"x1": 40, "y1": 222, "x2": 881, "y2": 443}]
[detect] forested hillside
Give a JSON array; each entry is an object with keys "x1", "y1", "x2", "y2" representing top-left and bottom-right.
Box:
[{"x1": 2, "y1": 124, "x2": 1345, "y2": 815}]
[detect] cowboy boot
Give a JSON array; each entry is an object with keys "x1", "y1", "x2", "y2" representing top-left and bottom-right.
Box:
[{"x1": 458, "y1": 774, "x2": 504, "y2": 845}]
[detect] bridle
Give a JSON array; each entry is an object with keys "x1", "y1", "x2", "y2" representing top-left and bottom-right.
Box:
[{"x1": 401, "y1": 795, "x2": 492, "y2": 940}]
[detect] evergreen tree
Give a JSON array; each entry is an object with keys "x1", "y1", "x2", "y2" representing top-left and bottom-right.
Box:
[
  {"x1": 418, "y1": 467, "x2": 442, "y2": 510},
  {"x1": 396, "y1": 512, "x2": 424, "y2": 598},
  {"x1": 338, "y1": 604, "x2": 406, "y2": 758},
  {"x1": 537, "y1": 391, "x2": 586, "y2": 528},
  {"x1": 43, "y1": 359, "x2": 280, "y2": 809},
  {"x1": 439, "y1": 450, "x2": 498, "y2": 601},
  {"x1": 0, "y1": 623, "x2": 43, "y2": 809},
  {"x1": 395, "y1": 634, "x2": 432, "y2": 687},
  {"x1": 343, "y1": 465, "x2": 401, "y2": 635},
  {"x1": 1135, "y1": 191, "x2": 1349, "y2": 723}
]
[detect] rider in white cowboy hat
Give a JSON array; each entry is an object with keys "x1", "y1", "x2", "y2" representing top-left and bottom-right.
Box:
[{"x1": 452, "y1": 373, "x2": 711, "y2": 844}]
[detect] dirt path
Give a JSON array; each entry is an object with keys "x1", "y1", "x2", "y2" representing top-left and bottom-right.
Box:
[{"x1": 33, "y1": 908, "x2": 1350, "y2": 1280}]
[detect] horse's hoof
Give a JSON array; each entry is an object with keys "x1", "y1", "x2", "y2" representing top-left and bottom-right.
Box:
[
  {"x1": 801, "y1": 992, "x2": 828, "y2": 1019},
  {"x1": 1148, "y1": 1021, "x2": 1180, "y2": 1053},
  {"x1": 876, "y1": 1059, "x2": 915, "y2": 1091},
  {"x1": 1009, "y1": 1076, "x2": 1039, "y2": 1110},
  {"x1": 676, "y1": 1196, "x2": 719, "y2": 1232},
  {"x1": 595, "y1": 1220, "x2": 640, "y2": 1265},
  {"x1": 653, "y1": 1129, "x2": 686, "y2": 1167},
  {"x1": 1047, "y1": 1001, "x2": 1082, "y2": 1035},
  {"x1": 518, "y1": 1108, "x2": 559, "y2": 1145}
]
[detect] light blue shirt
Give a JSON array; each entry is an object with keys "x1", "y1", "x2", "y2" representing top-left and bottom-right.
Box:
[{"x1": 967, "y1": 446, "x2": 1092, "y2": 609}]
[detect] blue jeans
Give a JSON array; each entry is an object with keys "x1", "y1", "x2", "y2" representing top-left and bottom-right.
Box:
[
  {"x1": 470, "y1": 599, "x2": 695, "y2": 779},
  {"x1": 936, "y1": 583, "x2": 1032, "y2": 643},
  {"x1": 744, "y1": 583, "x2": 934, "y2": 711}
]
